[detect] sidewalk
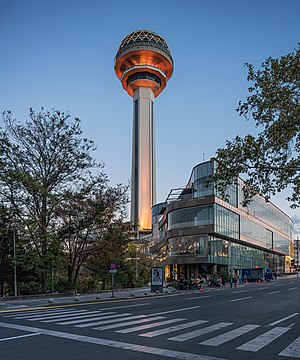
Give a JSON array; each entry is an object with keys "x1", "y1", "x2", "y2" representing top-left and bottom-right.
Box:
[
  {"x1": 0, "y1": 287, "x2": 165, "y2": 311},
  {"x1": 0, "y1": 282, "x2": 247, "y2": 311}
]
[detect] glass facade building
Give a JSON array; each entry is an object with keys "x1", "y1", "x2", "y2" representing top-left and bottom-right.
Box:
[{"x1": 151, "y1": 160, "x2": 294, "y2": 281}]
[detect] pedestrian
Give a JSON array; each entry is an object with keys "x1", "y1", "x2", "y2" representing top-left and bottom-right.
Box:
[{"x1": 274, "y1": 271, "x2": 277, "y2": 280}]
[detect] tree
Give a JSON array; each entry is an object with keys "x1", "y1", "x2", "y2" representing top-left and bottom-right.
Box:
[
  {"x1": 0, "y1": 204, "x2": 13, "y2": 296},
  {"x1": 215, "y1": 45, "x2": 300, "y2": 208},
  {"x1": 56, "y1": 175, "x2": 129, "y2": 290},
  {"x1": 0, "y1": 108, "x2": 100, "y2": 292},
  {"x1": 85, "y1": 220, "x2": 134, "y2": 290}
]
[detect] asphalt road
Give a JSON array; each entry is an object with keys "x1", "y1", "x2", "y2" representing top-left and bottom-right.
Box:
[{"x1": 0, "y1": 276, "x2": 299, "y2": 360}]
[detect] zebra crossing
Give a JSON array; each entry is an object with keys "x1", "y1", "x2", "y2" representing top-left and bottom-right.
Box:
[{"x1": 1, "y1": 307, "x2": 299, "y2": 357}]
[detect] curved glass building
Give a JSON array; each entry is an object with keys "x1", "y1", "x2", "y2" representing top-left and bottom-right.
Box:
[{"x1": 152, "y1": 160, "x2": 294, "y2": 280}]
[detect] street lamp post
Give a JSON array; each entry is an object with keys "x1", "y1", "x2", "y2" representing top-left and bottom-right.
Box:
[
  {"x1": 297, "y1": 237, "x2": 299, "y2": 279},
  {"x1": 135, "y1": 244, "x2": 140, "y2": 280},
  {"x1": 11, "y1": 222, "x2": 17, "y2": 296}
]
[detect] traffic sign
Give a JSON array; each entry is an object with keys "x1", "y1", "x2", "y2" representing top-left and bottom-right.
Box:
[{"x1": 110, "y1": 262, "x2": 117, "y2": 271}]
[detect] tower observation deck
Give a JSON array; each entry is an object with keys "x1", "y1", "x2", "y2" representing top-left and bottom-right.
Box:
[{"x1": 114, "y1": 29, "x2": 173, "y2": 233}]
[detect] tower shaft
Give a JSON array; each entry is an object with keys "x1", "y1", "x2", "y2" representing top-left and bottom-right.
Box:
[
  {"x1": 131, "y1": 87, "x2": 156, "y2": 232},
  {"x1": 114, "y1": 30, "x2": 173, "y2": 233}
]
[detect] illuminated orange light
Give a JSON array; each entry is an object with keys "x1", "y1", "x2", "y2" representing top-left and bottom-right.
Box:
[{"x1": 114, "y1": 49, "x2": 173, "y2": 97}]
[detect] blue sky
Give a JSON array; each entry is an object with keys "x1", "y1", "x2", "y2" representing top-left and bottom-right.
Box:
[{"x1": 0, "y1": 0, "x2": 299, "y2": 234}]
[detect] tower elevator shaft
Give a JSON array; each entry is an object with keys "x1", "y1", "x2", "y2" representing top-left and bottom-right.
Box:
[{"x1": 131, "y1": 87, "x2": 156, "y2": 232}]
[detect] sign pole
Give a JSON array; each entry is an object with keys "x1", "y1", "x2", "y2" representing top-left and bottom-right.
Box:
[
  {"x1": 111, "y1": 272, "x2": 115, "y2": 298},
  {"x1": 109, "y1": 262, "x2": 117, "y2": 298}
]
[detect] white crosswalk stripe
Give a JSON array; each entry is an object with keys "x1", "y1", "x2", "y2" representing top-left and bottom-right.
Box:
[
  {"x1": 236, "y1": 326, "x2": 290, "y2": 352},
  {"x1": 42, "y1": 311, "x2": 103, "y2": 323},
  {"x1": 3, "y1": 308, "x2": 67, "y2": 317},
  {"x1": 58, "y1": 312, "x2": 124, "y2": 325},
  {"x1": 139, "y1": 320, "x2": 208, "y2": 338},
  {"x1": 116, "y1": 318, "x2": 185, "y2": 334},
  {"x1": 200, "y1": 324, "x2": 261, "y2": 346},
  {"x1": 94, "y1": 316, "x2": 166, "y2": 331},
  {"x1": 12, "y1": 309, "x2": 86, "y2": 319},
  {"x1": 168, "y1": 322, "x2": 233, "y2": 342},
  {"x1": 27, "y1": 310, "x2": 93, "y2": 321},
  {"x1": 279, "y1": 335, "x2": 300, "y2": 358},
  {"x1": 75, "y1": 314, "x2": 147, "y2": 328},
  {"x1": 26, "y1": 310, "x2": 88, "y2": 321}
]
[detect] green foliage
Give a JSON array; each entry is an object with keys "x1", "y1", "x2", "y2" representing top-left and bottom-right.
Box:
[
  {"x1": 85, "y1": 221, "x2": 134, "y2": 289},
  {"x1": 0, "y1": 205, "x2": 13, "y2": 296},
  {"x1": 219, "y1": 266, "x2": 229, "y2": 283},
  {"x1": 0, "y1": 108, "x2": 152, "y2": 294},
  {"x1": 56, "y1": 179, "x2": 129, "y2": 290},
  {"x1": 215, "y1": 45, "x2": 300, "y2": 208},
  {"x1": 0, "y1": 108, "x2": 130, "y2": 293}
]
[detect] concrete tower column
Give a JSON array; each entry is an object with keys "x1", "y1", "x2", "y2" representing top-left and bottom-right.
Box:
[{"x1": 131, "y1": 87, "x2": 156, "y2": 232}]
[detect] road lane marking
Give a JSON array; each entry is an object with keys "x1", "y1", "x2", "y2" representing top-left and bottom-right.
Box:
[
  {"x1": 236, "y1": 327, "x2": 290, "y2": 352},
  {"x1": 232, "y1": 290, "x2": 247, "y2": 294},
  {"x1": 152, "y1": 305, "x2": 200, "y2": 316},
  {"x1": 230, "y1": 296, "x2": 252, "y2": 302},
  {"x1": 267, "y1": 291, "x2": 280, "y2": 295},
  {"x1": 116, "y1": 318, "x2": 184, "y2": 333},
  {"x1": 100, "y1": 303, "x2": 150, "y2": 310},
  {"x1": 139, "y1": 320, "x2": 208, "y2": 338},
  {"x1": 94, "y1": 316, "x2": 165, "y2": 331},
  {"x1": 279, "y1": 335, "x2": 300, "y2": 358},
  {"x1": 200, "y1": 324, "x2": 261, "y2": 346},
  {"x1": 275, "y1": 284, "x2": 285, "y2": 287},
  {"x1": 0, "y1": 322, "x2": 228, "y2": 360},
  {"x1": 0, "y1": 333, "x2": 41, "y2": 342},
  {"x1": 185, "y1": 296, "x2": 211, "y2": 300},
  {"x1": 257, "y1": 287, "x2": 269, "y2": 290},
  {"x1": 269, "y1": 313, "x2": 299, "y2": 326},
  {"x1": 289, "y1": 287, "x2": 297, "y2": 290},
  {"x1": 168, "y1": 322, "x2": 233, "y2": 342}
]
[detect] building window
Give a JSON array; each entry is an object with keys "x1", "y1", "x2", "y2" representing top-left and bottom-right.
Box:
[
  {"x1": 168, "y1": 235, "x2": 208, "y2": 256},
  {"x1": 214, "y1": 204, "x2": 240, "y2": 240},
  {"x1": 168, "y1": 205, "x2": 213, "y2": 231}
]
